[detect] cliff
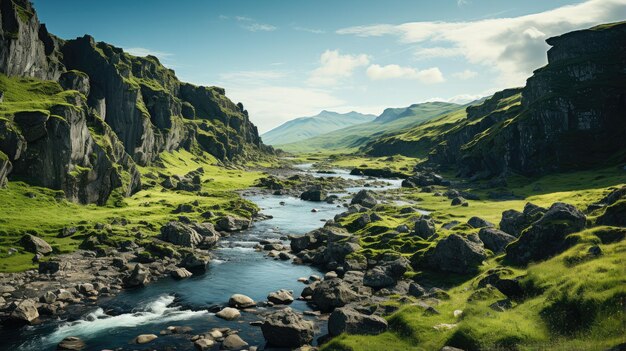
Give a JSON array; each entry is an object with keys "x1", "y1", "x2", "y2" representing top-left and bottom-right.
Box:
[
  {"x1": 364, "y1": 21, "x2": 626, "y2": 178},
  {"x1": 0, "y1": 0, "x2": 271, "y2": 203}
]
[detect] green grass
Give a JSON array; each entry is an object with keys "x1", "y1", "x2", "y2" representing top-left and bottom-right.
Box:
[
  {"x1": 0, "y1": 149, "x2": 264, "y2": 272},
  {"x1": 0, "y1": 74, "x2": 80, "y2": 119}
]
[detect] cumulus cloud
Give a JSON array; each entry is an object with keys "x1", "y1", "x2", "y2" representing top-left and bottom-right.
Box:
[
  {"x1": 337, "y1": 0, "x2": 626, "y2": 86},
  {"x1": 308, "y1": 50, "x2": 370, "y2": 86},
  {"x1": 366, "y1": 64, "x2": 445, "y2": 83},
  {"x1": 452, "y1": 69, "x2": 478, "y2": 80},
  {"x1": 124, "y1": 47, "x2": 172, "y2": 58}
]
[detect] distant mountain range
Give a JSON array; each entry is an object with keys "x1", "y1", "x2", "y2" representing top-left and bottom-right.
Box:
[
  {"x1": 277, "y1": 101, "x2": 463, "y2": 153},
  {"x1": 261, "y1": 110, "x2": 376, "y2": 145}
]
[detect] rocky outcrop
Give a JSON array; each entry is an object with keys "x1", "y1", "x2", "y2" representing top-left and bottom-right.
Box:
[
  {"x1": 312, "y1": 278, "x2": 360, "y2": 312},
  {"x1": 505, "y1": 202, "x2": 586, "y2": 265},
  {"x1": 0, "y1": 1, "x2": 272, "y2": 204},
  {"x1": 261, "y1": 308, "x2": 314, "y2": 348},
  {"x1": 328, "y1": 307, "x2": 388, "y2": 336},
  {"x1": 478, "y1": 228, "x2": 516, "y2": 253},
  {"x1": 19, "y1": 234, "x2": 52, "y2": 254}
]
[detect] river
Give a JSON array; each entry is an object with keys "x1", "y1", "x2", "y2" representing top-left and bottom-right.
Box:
[{"x1": 4, "y1": 166, "x2": 402, "y2": 351}]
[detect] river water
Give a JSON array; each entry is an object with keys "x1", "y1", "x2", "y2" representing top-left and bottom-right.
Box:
[{"x1": 4, "y1": 167, "x2": 402, "y2": 351}]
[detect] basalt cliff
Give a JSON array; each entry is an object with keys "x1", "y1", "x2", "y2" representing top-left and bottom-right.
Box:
[
  {"x1": 0, "y1": 0, "x2": 271, "y2": 204},
  {"x1": 365, "y1": 22, "x2": 626, "y2": 178}
]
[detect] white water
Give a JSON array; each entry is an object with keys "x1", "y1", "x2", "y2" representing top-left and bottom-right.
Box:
[{"x1": 22, "y1": 295, "x2": 209, "y2": 349}]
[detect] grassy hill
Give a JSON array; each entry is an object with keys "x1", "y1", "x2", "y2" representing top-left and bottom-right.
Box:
[
  {"x1": 278, "y1": 102, "x2": 462, "y2": 153},
  {"x1": 261, "y1": 110, "x2": 376, "y2": 146}
]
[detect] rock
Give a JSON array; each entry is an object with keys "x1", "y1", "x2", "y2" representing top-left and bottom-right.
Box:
[
  {"x1": 478, "y1": 228, "x2": 516, "y2": 253},
  {"x1": 134, "y1": 334, "x2": 158, "y2": 344},
  {"x1": 39, "y1": 260, "x2": 61, "y2": 274},
  {"x1": 261, "y1": 307, "x2": 314, "y2": 348},
  {"x1": 228, "y1": 294, "x2": 256, "y2": 308},
  {"x1": 427, "y1": 234, "x2": 487, "y2": 274},
  {"x1": 59, "y1": 71, "x2": 90, "y2": 96},
  {"x1": 171, "y1": 268, "x2": 193, "y2": 279},
  {"x1": 300, "y1": 186, "x2": 326, "y2": 202},
  {"x1": 40, "y1": 291, "x2": 57, "y2": 304},
  {"x1": 363, "y1": 266, "x2": 395, "y2": 288},
  {"x1": 57, "y1": 336, "x2": 86, "y2": 350},
  {"x1": 8, "y1": 299, "x2": 39, "y2": 324},
  {"x1": 180, "y1": 252, "x2": 210, "y2": 271},
  {"x1": 467, "y1": 216, "x2": 494, "y2": 229},
  {"x1": 312, "y1": 279, "x2": 360, "y2": 312},
  {"x1": 19, "y1": 234, "x2": 52, "y2": 254},
  {"x1": 123, "y1": 264, "x2": 149, "y2": 288},
  {"x1": 160, "y1": 221, "x2": 202, "y2": 247},
  {"x1": 216, "y1": 216, "x2": 251, "y2": 232},
  {"x1": 440, "y1": 347, "x2": 465, "y2": 351},
  {"x1": 415, "y1": 217, "x2": 435, "y2": 239},
  {"x1": 194, "y1": 338, "x2": 215, "y2": 351},
  {"x1": 506, "y1": 202, "x2": 586, "y2": 265},
  {"x1": 597, "y1": 200, "x2": 626, "y2": 227},
  {"x1": 222, "y1": 334, "x2": 248, "y2": 350},
  {"x1": 500, "y1": 202, "x2": 547, "y2": 236},
  {"x1": 351, "y1": 190, "x2": 378, "y2": 208},
  {"x1": 450, "y1": 197, "x2": 466, "y2": 206},
  {"x1": 268, "y1": 289, "x2": 294, "y2": 305},
  {"x1": 328, "y1": 307, "x2": 388, "y2": 336},
  {"x1": 347, "y1": 213, "x2": 371, "y2": 231},
  {"x1": 408, "y1": 282, "x2": 426, "y2": 297},
  {"x1": 216, "y1": 307, "x2": 241, "y2": 320}
]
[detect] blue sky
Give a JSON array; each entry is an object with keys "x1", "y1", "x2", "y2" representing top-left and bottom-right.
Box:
[{"x1": 32, "y1": 0, "x2": 626, "y2": 132}]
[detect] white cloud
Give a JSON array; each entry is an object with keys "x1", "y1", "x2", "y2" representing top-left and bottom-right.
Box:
[
  {"x1": 452, "y1": 69, "x2": 478, "y2": 80},
  {"x1": 308, "y1": 50, "x2": 370, "y2": 86},
  {"x1": 242, "y1": 23, "x2": 277, "y2": 32},
  {"x1": 457, "y1": 0, "x2": 470, "y2": 7},
  {"x1": 426, "y1": 93, "x2": 485, "y2": 104},
  {"x1": 366, "y1": 64, "x2": 445, "y2": 83},
  {"x1": 337, "y1": 0, "x2": 626, "y2": 86},
  {"x1": 294, "y1": 26, "x2": 325, "y2": 34},
  {"x1": 413, "y1": 46, "x2": 463, "y2": 59}
]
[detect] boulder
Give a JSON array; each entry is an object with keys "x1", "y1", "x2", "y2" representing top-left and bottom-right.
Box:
[
  {"x1": 160, "y1": 221, "x2": 202, "y2": 247},
  {"x1": 222, "y1": 334, "x2": 248, "y2": 350},
  {"x1": 19, "y1": 234, "x2": 52, "y2": 254},
  {"x1": 228, "y1": 294, "x2": 256, "y2": 308},
  {"x1": 300, "y1": 186, "x2": 326, "y2": 202},
  {"x1": 57, "y1": 336, "x2": 86, "y2": 350},
  {"x1": 408, "y1": 282, "x2": 426, "y2": 297},
  {"x1": 40, "y1": 291, "x2": 57, "y2": 304},
  {"x1": 39, "y1": 260, "x2": 61, "y2": 274},
  {"x1": 427, "y1": 234, "x2": 487, "y2": 274},
  {"x1": 216, "y1": 216, "x2": 250, "y2": 232},
  {"x1": 467, "y1": 216, "x2": 494, "y2": 229},
  {"x1": 500, "y1": 202, "x2": 547, "y2": 236},
  {"x1": 8, "y1": 299, "x2": 39, "y2": 324},
  {"x1": 261, "y1": 308, "x2": 314, "y2": 348},
  {"x1": 597, "y1": 200, "x2": 626, "y2": 227},
  {"x1": 123, "y1": 264, "x2": 149, "y2": 288},
  {"x1": 170, "y1": 268, "x2": 193, "y2": 279},
  {"x1": 351, "y1": 190, "x2": 378, "y2": 208},
  {"x1": 180, "y1": 252, "x2": 210, "y2": 271},
  {"x1": 267, "y1": 289, "x2": 294, "y2": 305},
  {"x1": 415, "y1": 218, "x2": 435, "y2": 239},
  {"x1": 478, "y1": 228, "x2": 516, "y2": 253},
  {"x1": 328, "y1": 307, "x2": 388, "y2": 336},
  {"x1": 215, "y1": 307, "x2": 240, "y2": 320},
  {"x1": 347, "y1": 213, "x2": 371, "y2": 231},
  {"x1": 312, "y1": 278, "x2": 360, "y2": 312},
  {"x1": 451, "y1": 197, "x2": 467, "y2": 206},
  {"x1": 506, "y1": 202, "x2": 586, "y2": 265},
  {"x1": 194, "y1": 338, "x2": 215, "y2": 351},
  {"x1": 134, "y1": 334, "x2": 158, "y2": 344},
  {"x1": 363, "y1": 266, "x2": 395, "y2": 289}
]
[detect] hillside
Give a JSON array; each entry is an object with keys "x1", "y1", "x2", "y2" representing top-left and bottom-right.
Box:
[
  {"x1": 0, "y1": 0, "x2": 272, "y2": 205},
  {"x1": 364, "y1": 22, "x2": 626, "y2": 178},
  {"x1": 261, "y1": 110, "x2": 376, "y2": 145},
  {"x1": 278, "y1": 102, "x2": 461, "y2": 153}
]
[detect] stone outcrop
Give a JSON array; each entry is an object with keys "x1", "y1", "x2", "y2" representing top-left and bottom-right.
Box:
[
  {"x1": 328, "y1": 307, "x2": 388, "y2": 336},
  {"x1": 261, "y1": 308, "x2": 314, "y2": 348},
  {"x1": 426, "y1": 234, "x2": 487, "y2": 274}
]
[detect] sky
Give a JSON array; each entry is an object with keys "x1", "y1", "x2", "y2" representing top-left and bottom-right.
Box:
[{"x1": 31, "y1": 0, "x2": 626, "y2": 133}]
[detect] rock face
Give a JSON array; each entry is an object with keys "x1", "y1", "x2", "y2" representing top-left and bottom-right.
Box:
[
  {"x1": 427, "y1": 234, "x2": 487, "y2": 274},
  {"x1": 506, "y1": 202, "x2": 586, "y2": 265},
  {"x1": 328, "y1": 307, "x2": 388, "y2": 336},
  {"x1": 261, "y1": 308, "x2": 314, "y2": 348},
  {"x1": 0, "y1": 1, "x2": 271, "y2": 204},
  {"x1": 364, "y1": 22, "x2": 626, "y2": 179}
]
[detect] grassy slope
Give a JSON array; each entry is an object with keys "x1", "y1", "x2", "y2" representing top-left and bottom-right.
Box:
[
  {"x1": 315, "y1": 154, "x2": 625, "y2": 350},
  {"x1": 0, "y1": 150, "x2": 264, "y2": 272},
  {"x1": 278, "y1": 103, "x2": 461, "y2": 153}
]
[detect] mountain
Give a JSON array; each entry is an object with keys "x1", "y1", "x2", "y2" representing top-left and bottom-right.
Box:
[
  {"x1": 278, "y1": 101, "x2": 462, "y2": 153},
  {"x1": 364, "y1": 21, "x2": 626, "y2": 178},
  {"x1": 0, "y1": 0, "x2": 271, "y2": 204},
  {"x1": 261, "y1": 110, "x2": 376, "y2": 145}
]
